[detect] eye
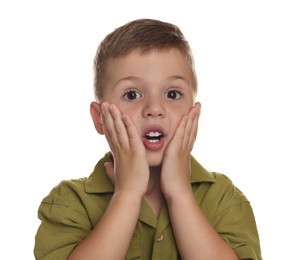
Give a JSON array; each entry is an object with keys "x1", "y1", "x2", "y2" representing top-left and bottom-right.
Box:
[
  {"x1": 165, "y1": 90, "x2": 183, "y2": 100},
  {"x1": 123, "y1": 90, "x2": 142, "y2": 101}
]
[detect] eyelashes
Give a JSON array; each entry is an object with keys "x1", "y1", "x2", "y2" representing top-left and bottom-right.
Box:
[
  {"x1": 165, "y1": 90, "x2": 183, "y2": 100},
  {"x1": 123, "y1": 90, "x2": 142, "y2": 100},
  {"x1": 122, "y1": 89, "x2": 183, "y2": 101}
]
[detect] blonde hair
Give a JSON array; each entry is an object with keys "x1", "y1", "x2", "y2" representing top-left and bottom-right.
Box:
[{"x1": 93, "y1": 18, "x2": 197, "y2": 101}]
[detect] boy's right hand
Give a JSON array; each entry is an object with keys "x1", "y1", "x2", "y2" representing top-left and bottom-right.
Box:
[{"x1": 101, "y1": 102, "x2": 149, "y2": 197}]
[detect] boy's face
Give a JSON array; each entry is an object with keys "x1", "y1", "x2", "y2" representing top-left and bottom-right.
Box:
[{"x1": 98, "y1": 48, "x2": 195, "y2": 167}]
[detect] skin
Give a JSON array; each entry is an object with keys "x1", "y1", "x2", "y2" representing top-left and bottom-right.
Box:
[{"x1": 68, "y1": 49, "x2": 239, "y2": 260}]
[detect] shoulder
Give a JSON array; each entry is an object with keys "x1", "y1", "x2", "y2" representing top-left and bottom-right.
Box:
[
  {"x1": 197, "y1": 170, "x2": 250, "y2": 213},
  {"x1": 50, "y1": 178, "x2": 87, "y2": 195},
  {"x1": 191, "y1": 156, "x2": 250, "y2": 218},
  {"x1": 35, "y1": 178, "x2": 92, "y2": 259},
  {"x1": 39, "y1": 178, "x2": 89, "y2": 218},
  {"x1": 41, "y1": 152, "x2": 113, "y2": 205},
  {"x1": 42, "y1": 178, "x2": 86, "y2": 202},
  {"x1": 38, "y1": 152, "x2": 114, "y2": 223},
  {"x1": 210, "y1": 171, "x2": 249, "y2": 203},
  {"x1": 191, "y1": 156, "x2": 249, "y2": 204}
]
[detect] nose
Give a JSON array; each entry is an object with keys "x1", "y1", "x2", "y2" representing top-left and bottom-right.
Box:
[{"x1": 142, "y1": 98, "x2": 165, "y2": 118}]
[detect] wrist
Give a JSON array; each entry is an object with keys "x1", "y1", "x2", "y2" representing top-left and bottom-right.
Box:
[
  {"x1": 112, "y1": 189, "x2": 144, "y2": 205},
  {"x1": 164, "y1": 186, "x2": 194, "y2": 205}
]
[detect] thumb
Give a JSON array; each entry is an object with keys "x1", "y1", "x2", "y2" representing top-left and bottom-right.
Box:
[{"x1": 104, "y1": 162, "x2": 115, "y2": 185}]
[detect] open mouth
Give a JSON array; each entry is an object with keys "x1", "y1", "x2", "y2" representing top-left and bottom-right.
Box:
[
  {"x1": 143, "y1": 126, "x2": 165, "y2": 150},
  {"x1": 145, "y1": 131, "x2": 164, "y2": 143}
]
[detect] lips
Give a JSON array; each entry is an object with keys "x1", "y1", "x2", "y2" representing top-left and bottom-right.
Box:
[{"x1": 143, "y1": 126, "x2": 165, "y2": 150}]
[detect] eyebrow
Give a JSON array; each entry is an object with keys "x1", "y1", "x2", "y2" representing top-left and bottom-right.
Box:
[
  {"x1": 167, "y1": 75, "x2": 190, "y2": 85},
  {"x1": 115, "y1": 76, "x2": 140, "y2": 85},
  {"x1": 115, "y1": 75, "x2": 190, "y2": 86}
]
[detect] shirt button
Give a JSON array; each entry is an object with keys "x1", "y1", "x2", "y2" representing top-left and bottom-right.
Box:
[{"x1": 157, "y1": 233, "x2": 164, "y2": 242}]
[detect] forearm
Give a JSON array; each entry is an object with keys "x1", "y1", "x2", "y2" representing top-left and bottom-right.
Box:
[
  {"x1": 68, "y1": 192, "x2": 142, "y2": 260},
  {"x1": 166, "y1": 192, "x2": 238, "y2": 260}
]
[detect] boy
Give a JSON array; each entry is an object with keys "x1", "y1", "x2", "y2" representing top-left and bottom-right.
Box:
[{"x1": 34, "y1": 19, "x2": 262, "y2": 259}]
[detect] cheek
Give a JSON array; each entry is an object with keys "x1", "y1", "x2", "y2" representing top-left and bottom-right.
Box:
[
  {"x1": 116, "y1": 103, "x2": 137, "y2": 116},
  {"x1": 119, "y1": 106, "x2": 142, "y2": 132},
  {"x1": 169, "y1": 114, "x2": 185, "y2": 135},
  {"x1": 170, "y1": 104, "x2": 191, "y2": 128},
  {"x1": 172, "y1": 105, "x2": 190, "y2": 119},
  {"x1": 174, "y1": 115, "x2": 183, "y2": 126}
]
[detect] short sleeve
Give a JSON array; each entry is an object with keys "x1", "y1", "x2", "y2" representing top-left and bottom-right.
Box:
[
  {"x1": 214, "y1": 189, "x2": 262, "y2": 260},
  {"x1": 34, "y1": 181, "x2": 92, "y2": 260}
]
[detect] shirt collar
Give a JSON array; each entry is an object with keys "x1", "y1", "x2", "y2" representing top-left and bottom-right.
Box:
[
  {"x1": 85, "y1": 152, "x2": 114, "y2": 193},
  {"x1": 190, "y1": 156, "x2": 216, "y2": 184},
  {"x1": 85, "y1": 152, "x2": 215, "y2": 194}
]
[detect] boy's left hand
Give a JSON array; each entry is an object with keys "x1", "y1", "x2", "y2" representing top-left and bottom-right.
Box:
[{"x1": 161, "y1": 102, "x2": 201, "y2": 200}]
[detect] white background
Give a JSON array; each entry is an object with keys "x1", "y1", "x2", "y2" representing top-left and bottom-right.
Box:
[{"x1": 1, "y1": 0, "x2": 297, "y2": 259}]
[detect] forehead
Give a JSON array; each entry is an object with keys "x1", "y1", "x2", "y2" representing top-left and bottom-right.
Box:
[{"x1": 104, "y1": 48, "x2": 193, "y2": 85}]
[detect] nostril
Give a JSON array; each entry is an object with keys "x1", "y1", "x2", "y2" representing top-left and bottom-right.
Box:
[
  {"x1": 147, "y1": 113, "x2": 163, "y2": 117},
  {"x1": 143, "y1": 104, "x2": 165, "y2": 118}
]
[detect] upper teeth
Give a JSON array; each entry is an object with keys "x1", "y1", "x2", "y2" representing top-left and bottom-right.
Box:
[{"x1": 147, "y1": 132, "x2": 162, "y2": 137}]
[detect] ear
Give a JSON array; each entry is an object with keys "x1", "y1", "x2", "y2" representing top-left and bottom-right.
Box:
[{"x1": 90, "y1": 101, "x2": 104, "y2": 135}]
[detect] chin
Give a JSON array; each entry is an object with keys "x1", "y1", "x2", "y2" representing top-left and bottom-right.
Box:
[
  {"x1": 148, "y1": 162, "x2": 162, "y2": 168},
  {"x1": 146, "y1": 154, "x2": 163, "y2": 168}
]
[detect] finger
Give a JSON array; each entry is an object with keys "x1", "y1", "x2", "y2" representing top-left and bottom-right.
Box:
[
  {"x1": 174, "y1": 103, "x2": 199, "y2": 151},
  {"x1": 102, "y1": 102, "x2": 128, "y2": 150},
  {"x1": 185, "y1": 103, "x2": 200, "y2": 150},
  {"x1": 101, "y1": 103, "x2": 115, "y2": 149},
  {"x1": 170, "y1": 114, "x2": 188, "y2": 149},
  {"x1": 101, "y1": 102, "x2": 114, "y2": 139},
  {"x1": 109, "y1": 104, "x2": 130, "y2": 149},
  {"x1": 186, "y1": 111, "x2": 199, "y2": 150},
  {"x1": 122, "y1": 114, "x2": 144, "y2": 151}
]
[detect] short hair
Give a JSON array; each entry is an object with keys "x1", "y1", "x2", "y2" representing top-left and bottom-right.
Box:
[{"x1": 93, "y1": 18, "x2": 198, "y2": 101}]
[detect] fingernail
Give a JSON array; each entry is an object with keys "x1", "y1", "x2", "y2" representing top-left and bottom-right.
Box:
[{"x1": 195, "y1": 102, "x2": 201, "y2": 110}]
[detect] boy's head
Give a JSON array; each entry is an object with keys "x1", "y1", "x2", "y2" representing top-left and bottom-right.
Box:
[{"x1": 93, "y1": 18, "x2": 197, "y2": 102}]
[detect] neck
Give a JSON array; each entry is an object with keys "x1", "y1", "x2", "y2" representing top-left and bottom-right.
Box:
[
  {"x1": 144, "y1": 166, "x2": 164, "y2": 217},
  {"x1": 147, "y1": 166, "x2": 161, "y2": 193}
]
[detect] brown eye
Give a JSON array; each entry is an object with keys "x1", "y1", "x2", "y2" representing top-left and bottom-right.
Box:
[
  {"x1": 166, "y1": 90, "x2": 183, "y2": 99},
  {"x1": 123, "y1": 90, "x2": 142, "y2": 100}
]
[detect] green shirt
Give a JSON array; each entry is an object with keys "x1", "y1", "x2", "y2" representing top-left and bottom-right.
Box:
[{"x1": 34, "y1": 152, "x2": 262, "y2": 259}]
